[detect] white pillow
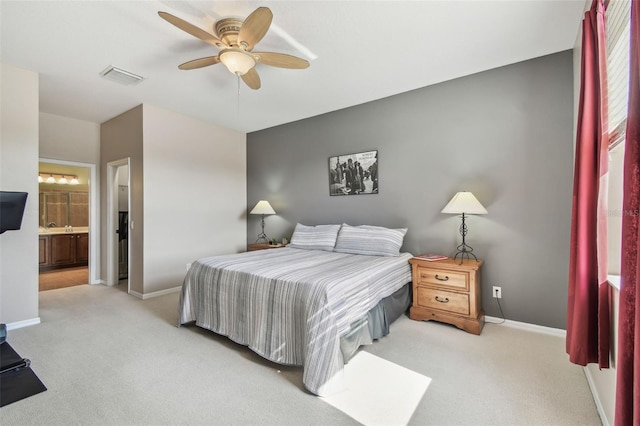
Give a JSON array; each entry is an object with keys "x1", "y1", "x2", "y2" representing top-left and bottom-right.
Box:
[
  {"x1": 333, "y1": 223, "x2": 407, "y2": 256},
  {"x1": 288, "y1": 223, "x2": 341, "y2": 252}
]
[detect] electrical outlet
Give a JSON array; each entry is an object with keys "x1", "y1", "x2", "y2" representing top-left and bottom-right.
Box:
[
  {"x1": 493, "y1": 286, "x2": 502, "y2": 299},
  {"x1": 186, "y1": 263, "x2": 191, "y2": 271}
]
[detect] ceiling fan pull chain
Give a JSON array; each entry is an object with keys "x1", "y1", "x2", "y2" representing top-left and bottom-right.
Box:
[{"x1": 237, "y1": 75, "x2": 241, "y2": 117}]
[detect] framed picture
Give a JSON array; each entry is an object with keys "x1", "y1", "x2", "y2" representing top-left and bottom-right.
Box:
[{"x1": 328, "y1": 150, "x2": 378, "y2": 196}]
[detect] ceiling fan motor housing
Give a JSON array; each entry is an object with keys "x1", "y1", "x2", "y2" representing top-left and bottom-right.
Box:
[{"x1": 215, "y1": 18, "x2": 243, "y2": 48}]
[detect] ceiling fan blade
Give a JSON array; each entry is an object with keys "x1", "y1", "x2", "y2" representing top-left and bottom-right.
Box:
[
  {"x1": 237, "y1": 7, "x2": 273, "y2": 51},
  {"x1": 253, "y1": 52, "x2": 310, "y2": 69},
  {"x1": 178, "y1": 56, "x2": 221, "y2": 70},
  {"x1": 241, "y1": 68, "x2": 261, "y2": 90},
  {"x1": 158, "y1": 11, "x2": 224, "y2": 48}
]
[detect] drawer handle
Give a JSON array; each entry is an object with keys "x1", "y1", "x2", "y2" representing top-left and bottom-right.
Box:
[
  {"x1": 435, "y1": 274, "x2": 449, "y2": 281},
  {"x1": 435, "y1": 296, "x2": 449, "y2": 303}
]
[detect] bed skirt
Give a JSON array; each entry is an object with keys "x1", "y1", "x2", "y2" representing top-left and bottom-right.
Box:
[{"x1": 339, "y1": 282, "x2": 411, "y2": 362}]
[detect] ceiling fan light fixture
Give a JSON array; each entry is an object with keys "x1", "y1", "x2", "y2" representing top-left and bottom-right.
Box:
[{"x1": 219, "y1": 49, "x2": 256, "y2": 75}]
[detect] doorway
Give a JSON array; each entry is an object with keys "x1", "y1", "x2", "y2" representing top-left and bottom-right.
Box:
[
  {"x1": 38, "y1": 159, "x2": 99, "y2": 288},
  {"x1": 107, "y1": 159, "x2": 130, "y2": 292}
]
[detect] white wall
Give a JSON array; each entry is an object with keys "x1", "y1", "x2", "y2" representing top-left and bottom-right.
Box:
[
  {"x1": 0, "y1": 64, "x2": 40, "y2": 326},
  {"x1": 142, "y1": 104, "x2": 246, "y2": 294},
  {"x1": 39, "y1": 112, "x2": 101, "y2": 284},
  {"x1": 39, "y1": 112, "x2": 100, "y2": 164}
]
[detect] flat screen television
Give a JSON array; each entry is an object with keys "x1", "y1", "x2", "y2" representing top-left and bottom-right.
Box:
[{"x1": 0, "y1": 191, "x2": 28, "y2": 234}]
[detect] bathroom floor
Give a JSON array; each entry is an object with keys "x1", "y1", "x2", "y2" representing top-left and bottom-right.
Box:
[{"x1": 39, "y1": 267, "x2": 88, "y2": 292}]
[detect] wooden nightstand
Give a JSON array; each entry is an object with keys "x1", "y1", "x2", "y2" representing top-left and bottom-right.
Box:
[
  {"x1": 247, "y1": 243, "x2": 285, "y2": 251},
  {"x1": 409, "y1": 257, "x2": 484, "y2": 335}
]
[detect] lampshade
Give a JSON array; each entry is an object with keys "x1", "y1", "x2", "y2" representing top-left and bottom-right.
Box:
[
  {"x1": 219, "y1": 49, "x2": 256, "y2": 76},
  {"x1": 46, "y1": 175, "x2": 56, "y2": 184},
  {"x1": 441, "y1": 192, "x2": 487, "y2": 215},
  {"x1": 57, "y1": 176, "x2": 68, "y2": 184},
  {"x1": 250, "y1": 200, "x2": 276, "y2": 215},
  {"x1": 69, "y1": 177, "x2": 79, "y2": 185}
]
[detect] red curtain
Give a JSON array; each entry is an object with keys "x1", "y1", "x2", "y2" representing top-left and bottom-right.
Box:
[
  {"x1": 615, "y1": 0, "x2": 640, "y2": 423},
  {"x1": 566, "y1": 0, "x2": 611, "y2": 369}
]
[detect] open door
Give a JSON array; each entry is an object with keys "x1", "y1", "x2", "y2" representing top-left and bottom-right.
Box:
[
  {"x1": 38, "y1": 158, "x2": 99, "y2": 285},
  {"x1": 107, "y1": 159, "x2": 130, "y2": 290}
]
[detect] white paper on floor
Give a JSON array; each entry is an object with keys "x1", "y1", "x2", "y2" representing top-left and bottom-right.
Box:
[{"x1": 320, "y1": 351, "x2": 431, "y2": 426}]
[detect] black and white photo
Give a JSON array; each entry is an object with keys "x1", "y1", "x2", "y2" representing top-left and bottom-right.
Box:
[{"x1": 329, "y1": 150, "x2": 378, "y2": 196}]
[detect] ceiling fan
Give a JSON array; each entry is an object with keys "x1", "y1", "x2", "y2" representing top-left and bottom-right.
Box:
[{"x1": 158, "y1": 7, "x2": 310, "y2": 90}]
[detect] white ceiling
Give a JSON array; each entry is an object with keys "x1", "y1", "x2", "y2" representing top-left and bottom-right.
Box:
[{"x1": 1, "y1": 1, "x2": 585, "y2": 133}]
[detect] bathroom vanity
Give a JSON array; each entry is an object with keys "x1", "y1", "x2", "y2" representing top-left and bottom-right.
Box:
[{"x1": 39, "y1": 228, "x2": 88, "y2": 271}]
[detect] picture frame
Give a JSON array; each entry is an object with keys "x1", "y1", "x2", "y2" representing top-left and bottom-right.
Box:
[{"x1": 328, "y1": 150, "x2": 378, "y2": 196}]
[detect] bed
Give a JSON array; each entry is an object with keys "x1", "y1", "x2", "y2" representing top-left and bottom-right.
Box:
[{"x1": 178, "y1": 223, "x2": 412, "y2": 396}]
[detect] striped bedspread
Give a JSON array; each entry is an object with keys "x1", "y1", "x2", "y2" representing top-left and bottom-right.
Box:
[{"x1": 179, "y1": 247, "x2": 412, "y2": 396}]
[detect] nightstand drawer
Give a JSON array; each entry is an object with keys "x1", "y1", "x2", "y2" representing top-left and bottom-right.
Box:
[
  {"x1": 416, "y1": 266, "x2": 468, "y2": 290},
  {"x1": 416, "y1": 287, "x2": 470, "y2": 315}
]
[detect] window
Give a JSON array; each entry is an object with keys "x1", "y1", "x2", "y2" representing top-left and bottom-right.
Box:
[
  {"x1": 606, "y1": 0, "x2": 631, "y2": 277},
  {"x1": 607, "y1": 0, "x2": 631, "y2": 148}
]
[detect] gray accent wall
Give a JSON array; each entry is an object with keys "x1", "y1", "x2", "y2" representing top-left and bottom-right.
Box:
[{"x1": 247, "y1": 50, "x2": 574, "y2": 329}]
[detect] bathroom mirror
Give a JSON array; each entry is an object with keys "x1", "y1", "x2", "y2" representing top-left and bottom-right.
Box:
[{"x1": 39, "y1": 191, "x2": 89, "y2": 227}]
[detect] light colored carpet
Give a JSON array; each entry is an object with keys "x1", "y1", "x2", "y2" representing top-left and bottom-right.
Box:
[{"x1": 1, "y1": 284, "x2": 601, "y2": 425}]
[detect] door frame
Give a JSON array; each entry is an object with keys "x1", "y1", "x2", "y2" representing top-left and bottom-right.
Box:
[
  {"x1": 106, "y1": 158, "x2": 131, "y2": 289},
  {"x1": 39, "y1": 158, "x2": 99, "y2": 284}
]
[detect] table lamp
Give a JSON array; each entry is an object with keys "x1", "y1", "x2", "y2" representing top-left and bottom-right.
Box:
[
  {"x1": 441, "y1": 191, "x2": 487, "y2": 263},
  {"x1": 250, "y1": 200, "x2": 276, "y2": 243}
]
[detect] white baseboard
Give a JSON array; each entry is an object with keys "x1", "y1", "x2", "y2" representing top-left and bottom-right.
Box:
[
  {"x1": 583, "y1": 366, "x2": 611, "y2": 426},
  {"x1": 6, "y1": 317, "x2": 41, "y2": 330},
  {"x1": 129, "y1": 286, "x2": 181, "y2": 300},
  {"x1": 484, "y1": 315, "x2": 566, "y2": 337}
]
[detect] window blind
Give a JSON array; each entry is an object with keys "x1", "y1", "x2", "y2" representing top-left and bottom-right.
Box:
[{"x1": 606, "y1": 0, "x2": 631, "y2": 147}]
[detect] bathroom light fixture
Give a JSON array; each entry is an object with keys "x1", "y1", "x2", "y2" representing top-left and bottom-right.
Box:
[
  {"x1": 250, "y1": 200, "x2": 276, "y2": 243},
  {"x1": 39, "y1": 173, "x2": 80, "y2": 185},
  {"x1": 441, "y1": 191, "x2": 487, "y2": 264}
]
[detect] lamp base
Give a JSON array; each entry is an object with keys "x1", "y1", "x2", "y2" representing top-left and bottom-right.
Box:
[
  {"x1": 255, "y1": 232, "x2": 269, "y2": 244},
  {"x1": 452, "y1": 244, "x2": 479, "y2": 265},
  {"x1": 255, "y1": 213, "x2": 269, "y2": 243},
  {"x1": 451, "y1": 212, "x2": 481, "y2": 264}
]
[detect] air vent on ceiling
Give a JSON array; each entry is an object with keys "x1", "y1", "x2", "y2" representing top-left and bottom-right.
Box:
[{"x1": 99, "y1": 66, "x2": 145, "y2": 86}]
